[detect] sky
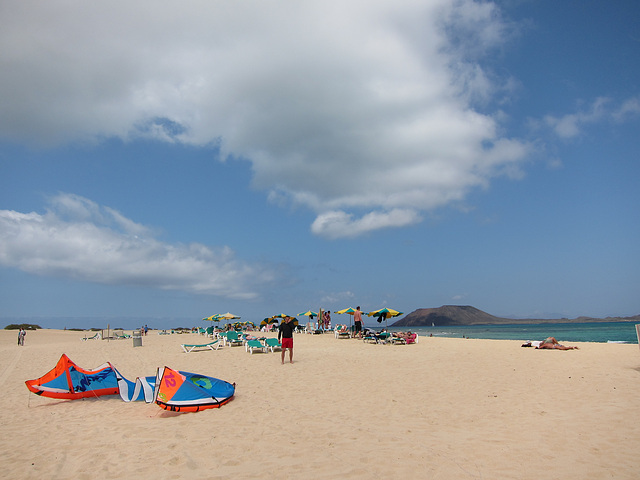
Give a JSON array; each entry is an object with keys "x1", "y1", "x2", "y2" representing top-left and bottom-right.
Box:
[{"x1": 1, "y1": 0, "x2": 639, "y2": 329}]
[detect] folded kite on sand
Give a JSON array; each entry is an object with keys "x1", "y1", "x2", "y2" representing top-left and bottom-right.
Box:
[{"x1": 25, "y1": 354, "x2": 235, "y2": 413}]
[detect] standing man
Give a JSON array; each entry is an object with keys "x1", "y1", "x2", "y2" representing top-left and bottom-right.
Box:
[
  {"x1": 278, "y1": 316, "x2": 295, "y2": 364},
  {"x1": 353, "y1": 306, "x2": 363, "y2": 338}
]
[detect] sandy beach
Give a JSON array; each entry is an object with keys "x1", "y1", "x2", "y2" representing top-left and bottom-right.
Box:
[{"x1": 1, "y1": 328, "x2": 638, "y2": 479}]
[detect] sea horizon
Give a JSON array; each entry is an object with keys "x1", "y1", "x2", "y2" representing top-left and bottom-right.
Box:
[{"x1": 384, "y1": 321, "x2": 639, "y2": 344}]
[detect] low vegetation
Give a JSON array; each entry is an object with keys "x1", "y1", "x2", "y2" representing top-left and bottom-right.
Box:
[{"x1": 5, "y1": 324, "x2": 41, "y2": 330}]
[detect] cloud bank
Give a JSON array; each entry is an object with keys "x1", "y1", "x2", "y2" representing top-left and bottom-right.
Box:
[
  {"x1": 0, "y1": 194, "x2": 276, "y2": 298},
  {"x1": 0, "y1": 0, "x2": 531, "y2": 237}
]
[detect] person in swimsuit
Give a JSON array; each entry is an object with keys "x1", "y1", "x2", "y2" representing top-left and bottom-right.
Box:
[
  {"x1": 278, "y1": 316, "x2": 295, "y2": 364},
  {"x1": 353, "y1": 306, "x2": 363, "y2": 338},
  {"x1": 537, "y1": 337, "x2": 579, "y2": 350}
]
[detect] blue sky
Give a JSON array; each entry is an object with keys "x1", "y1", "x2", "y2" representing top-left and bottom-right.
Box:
[{"x1": 1, "y1": 0, "x2": 639, "y2": 329}]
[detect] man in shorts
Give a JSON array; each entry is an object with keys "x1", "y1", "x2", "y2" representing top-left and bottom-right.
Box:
[
  {"x1": 278, "y1": 316, "x2": 295, "y2": 364},
  {"x1": 353, "y1": 306, "x2": 363, "y2": 338}
]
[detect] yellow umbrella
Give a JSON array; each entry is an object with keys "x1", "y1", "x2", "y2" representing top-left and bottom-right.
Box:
[
  {"x1": 218, "y1": 312, "x2": 241, "y2": 328},
  {"x1": 335, "y1": 307, "x2": 359, "y2": 333},
  {"x1": 298, "y1": 310, "x2": 318, "y2": 318},
  {"x1": 270, "y1": 313, "x2": 294, "y2": 320},
  {"x1": 367, "y1": 308, "x2": 403, "y2": 329},
  {"x1": 335, "y1": 307, "x2": 356, "y2": 315}
]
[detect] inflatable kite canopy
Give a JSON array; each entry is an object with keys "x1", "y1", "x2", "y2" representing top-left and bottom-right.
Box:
[
  {"x1": 154, "y1": 367, "x2": 235, "y2": 413},
  {"x1": 25, "y1": 354, "x2": 235, "y2": 413},
  {"x1": 25, "y1": 354, "x2": 119, "y2": 400}
]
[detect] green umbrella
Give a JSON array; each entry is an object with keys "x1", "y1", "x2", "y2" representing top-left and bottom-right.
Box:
[
  {"x1": 335, "y1": 307, "x2": 359, "y2": 333},
  {"x1": 367, "y1": 308, "x2": 403, "y2": 330},
  {"x1": 298, "y1": 310, "x2": 318, "y2": 318}
]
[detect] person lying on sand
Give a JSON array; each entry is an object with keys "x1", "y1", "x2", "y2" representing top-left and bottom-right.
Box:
[{"x1": 536, "y1": 337, "x2": 579, "y2": 350}]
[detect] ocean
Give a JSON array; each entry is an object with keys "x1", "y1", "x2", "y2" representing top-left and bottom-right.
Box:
[{"x1": 385, "y1": 321, "x2": 639, "y2": 344}]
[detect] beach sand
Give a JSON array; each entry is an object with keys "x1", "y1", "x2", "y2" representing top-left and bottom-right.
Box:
[{"x1": 1, "y1": 328, "x2": 638, "y2": 479}]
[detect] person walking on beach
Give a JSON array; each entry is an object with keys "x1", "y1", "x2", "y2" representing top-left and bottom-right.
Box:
[
  {"x1": 278, "y1": 316, "x2": 295, "y2": 364},
  {"x1": 18, "y1": 328, "x2": 26, "y2": 346},
  {"x1": 353, "y1": 306, "x2": 363, "y2": 338}
]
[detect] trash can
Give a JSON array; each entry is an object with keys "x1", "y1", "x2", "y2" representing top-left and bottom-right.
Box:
[{"x1": 133, "y1": 330, "x2": 143, "y2": 347}]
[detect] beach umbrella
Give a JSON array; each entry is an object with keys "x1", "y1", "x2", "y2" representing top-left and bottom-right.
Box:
[
  {"x1": 367, "y1": 308, "x2": 403, "y2": 330},
  {"x1": 336, "y1": 307, "x2": 359, "y2": 333},
  {"x1": 260, "y1": 317, "x2": 280, "y2": 330},
  {"x1": 202, "y1": 314, "x2": 221, "y2": 335},
  {"x1": 298, "y1": 310, "x2": 318, "y2": 318},
  {"x1": 203, "y1": 314, "x2": 221, "y2": 326},
  {"x1": 275, "y1": 314, "x2": 298, "y2": 325},
  {"x1": 218, "y1": 312, "x2": 241, "y2": 327}
]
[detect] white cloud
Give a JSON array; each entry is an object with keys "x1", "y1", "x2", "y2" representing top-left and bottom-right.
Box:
[
  {"x1": 542, "y1": 96, "x2": 639, "y2": 139},
  {"x1": 0, "y1": 194, "x2": 276, "y2": 298},
  {"x1": 612, "y1": 96, "x2": 640, "y2": 122},
  {"x1": 0, "y1": 0, "x2": 532, "y2": 237},
  {"x1": 311, "y1": 209, "x2": 422, "y2": 239},
  {"x1": 320, "y1": 290, "x2": 355, "y2": 305}
]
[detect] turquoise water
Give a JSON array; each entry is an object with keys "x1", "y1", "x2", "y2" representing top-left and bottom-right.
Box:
[{"x1": 385, "y1": 322, "x2": 638, "y2": 344}]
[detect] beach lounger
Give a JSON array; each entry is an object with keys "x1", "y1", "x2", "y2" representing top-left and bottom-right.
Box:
[
  {"x1": 364, "y1": 331, "x2": 392, "y2": 344},
  {"x1": 264, "y1": 337, "x2": 282, "y2": 352},
  {"x1": 81, "y1": 332, "x2": 101, "y2": 341},
  {"x1": 363, "y1": 332, "x2": 378, "y2": 344},
  {"x1": 181, "y1": 340, "x2": 222, "y2": 353},
  {"x1": 391, "y1": 333, "x2": 418, "y2": 345},
  {"x1": 223, "y1": 331, "x2": 244, "y2": 347},
  {"x1": 334, "y1": 325, "x2": 350, "y2": 339},
  {"x1": 245, "y1": 339, "x2": 267, "y2": 354}
]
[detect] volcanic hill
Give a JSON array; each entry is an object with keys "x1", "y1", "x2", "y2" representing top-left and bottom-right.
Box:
[{"x1": 390, "y1": 305, "x2": 640, "y2": 327}]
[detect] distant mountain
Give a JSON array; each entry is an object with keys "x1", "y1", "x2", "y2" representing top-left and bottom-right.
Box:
[{"x1": 391, "y1": 305, "x2": 640, "y2": 327}]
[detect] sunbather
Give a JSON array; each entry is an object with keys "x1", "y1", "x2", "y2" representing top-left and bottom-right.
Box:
[{"x1": 536, "y1": 337, "x2": 579, "y2": 350}]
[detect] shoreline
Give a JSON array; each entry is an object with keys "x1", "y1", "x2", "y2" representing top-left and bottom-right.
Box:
[{"x1": 2, "y1": 329, "x2": 639, "y2": 479}]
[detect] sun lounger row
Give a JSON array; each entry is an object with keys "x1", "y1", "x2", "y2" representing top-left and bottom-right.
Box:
[
  {"x1": 181, "y1": 334, "x2": 283, "y2": 354},
  {"x1": 246, "y1": 337, "x2": 282, "y2": 354},
  {"x1": 361, "y1": 331, "x2": 418, "y2": 344}
]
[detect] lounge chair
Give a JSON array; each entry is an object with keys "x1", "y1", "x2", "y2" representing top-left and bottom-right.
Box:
[
  {"x1": 181, "y1": 340, "x2": 222, "y2": 353},
  {"x1": 264, "y1": 337, "x2": 282, "y2": 352},
  {"x1": 363, "y1": 331, "x2": 392, "y2": 344},
  {"x1": 391, "y1": 332, "x2": 419, "y2": 345},
  {"x1": 245, "y1": 339, "x2": 267, "y2": 354},
  {"x1": 334, "y1": 325, "x2": 350, "y2": 339},
  {"x1": 363, "y1": 332, "x2": 378, "y2": 344},
  {"x1": 81, "y1": 332, "x2": 101, "y2": 341},
  {"x1": 223, "y1": 331, "x2": 244, "y2": 347},
  {"x1": 114, "y1": 331, "x2": 131, "y2": 339}
]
